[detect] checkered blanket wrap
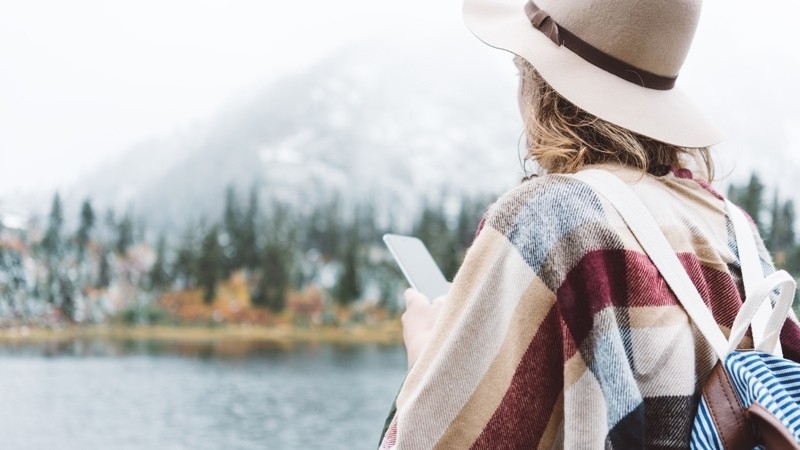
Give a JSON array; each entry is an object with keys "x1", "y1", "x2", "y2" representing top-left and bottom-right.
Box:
[
  {"x1": 692, "y1": 351, "x2": 800, "y2": 449},
  {"x1": 379, "y1": 166, "x2": 800, "y2": 449}
]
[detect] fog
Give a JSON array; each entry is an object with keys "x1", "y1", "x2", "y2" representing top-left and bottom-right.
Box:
[{"x1": 1, "y1": 0, "x2": 798, "y2": 204}]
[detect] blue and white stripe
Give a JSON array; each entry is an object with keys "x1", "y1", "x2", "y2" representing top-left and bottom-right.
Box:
[
  {"x1": 690, "y1": 397, "x2": 725, "y2": 450},
  {"x1": 691, "y1": 351, "x2": 800, "y2": 449}
]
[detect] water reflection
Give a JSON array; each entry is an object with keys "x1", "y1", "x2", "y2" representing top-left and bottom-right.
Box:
[{"x1": 0, "y1": 339, "x2": 406, "y2": 450}]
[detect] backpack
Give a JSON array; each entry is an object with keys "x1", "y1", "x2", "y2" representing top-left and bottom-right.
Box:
[{"x1": 572, "y1": 169, "x2": 800, "y2": 449}]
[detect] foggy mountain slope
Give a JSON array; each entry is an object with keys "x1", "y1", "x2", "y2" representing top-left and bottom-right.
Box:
[
  {"x1": 71, "y1": 37, "x2": 524, "y2": 231},
  {"x1": 68, "y1": 31, "x2": 800, "y2": 234}
]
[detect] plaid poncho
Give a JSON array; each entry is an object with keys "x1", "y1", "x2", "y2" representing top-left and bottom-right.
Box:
[{"x1": 379, "y1": 164, "x2": 800, "y2": 449}]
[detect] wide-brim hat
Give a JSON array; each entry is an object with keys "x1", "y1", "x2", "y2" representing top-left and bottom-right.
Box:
[{"x1": 463, "y1": 0, "x2": 724, "y2": 148}]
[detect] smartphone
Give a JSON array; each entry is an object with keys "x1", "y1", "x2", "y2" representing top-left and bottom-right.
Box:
[{"x1": 383, "y1": 233, "x2": 450, "y2": 301}]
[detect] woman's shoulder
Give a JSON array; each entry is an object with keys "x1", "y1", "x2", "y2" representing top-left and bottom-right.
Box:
[
  {"x1": 483, "y1": 166, "x2": 729, "y2": 228},
  {"x1": 483, "y1": 173, "x2": 612, "y2": 235},
  {"x1": 478, "y1": 174, "x2": 625, "y2": 285}
]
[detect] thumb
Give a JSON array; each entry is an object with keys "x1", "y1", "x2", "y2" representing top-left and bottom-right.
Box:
[{"x1": 404, "y1": 288, "x2": 429, "y2": 308}]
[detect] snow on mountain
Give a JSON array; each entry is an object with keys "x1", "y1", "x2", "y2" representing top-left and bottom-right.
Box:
[
  {"x1": 63, "y1": 31, "x2": 800, "y2": 234},
  {"x1": 67, "y1": 37, "x2": 524, "y2": 232}
]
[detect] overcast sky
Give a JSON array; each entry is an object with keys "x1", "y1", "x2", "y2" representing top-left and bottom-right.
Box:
[
  {"x1": 0, "y1": 0, "x2": 461, "y2": 198},
  {"x1": 1, "y1": 0, "x2": 799, "y2": 199}
]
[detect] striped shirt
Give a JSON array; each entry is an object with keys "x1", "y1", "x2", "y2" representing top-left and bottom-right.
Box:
[{"x1": 379, "y1": 163, "x2": 800, "y2": 449}]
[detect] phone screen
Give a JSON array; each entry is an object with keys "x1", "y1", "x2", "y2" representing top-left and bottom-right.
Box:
[{"x1": 383, "y1": 234, "x2": 450, "y2": 300}]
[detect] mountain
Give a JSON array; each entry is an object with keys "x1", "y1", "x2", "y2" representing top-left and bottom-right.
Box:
[
  {"x1": 67, "y1": 37, "x2": 523, "y2": 233},
  {"x1": 66, "y1": 31, "x2": 800, "y2": 235}
]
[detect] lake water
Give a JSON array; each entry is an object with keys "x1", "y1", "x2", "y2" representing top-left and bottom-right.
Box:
[{"x1": 0, "y1": 339, "x2": 407, "y2": 450}]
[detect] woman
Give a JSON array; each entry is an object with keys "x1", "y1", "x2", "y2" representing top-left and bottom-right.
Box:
[{"x1": 379, "y1": 0, "x2": 800, "y2": 448}]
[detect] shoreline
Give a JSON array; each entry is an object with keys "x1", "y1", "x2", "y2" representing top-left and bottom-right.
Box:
[{"x1": 0, "y1": 322, "x2": 404, "y2": 345}]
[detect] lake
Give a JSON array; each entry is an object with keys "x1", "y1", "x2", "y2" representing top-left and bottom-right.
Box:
[{"x1": 0, "y1": 339, "x2": 407, "y2": 450}]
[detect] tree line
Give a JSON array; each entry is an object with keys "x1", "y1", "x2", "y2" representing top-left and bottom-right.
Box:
[
  {"x1": 1, "y1": 171, "x2": 797, "y2": 325},
  {"x1": 0, "y1": 185, "x2": 492, "y2": 324},
  {"x1": 727, "y1": 174, "x2": 800, "y2": 274}
]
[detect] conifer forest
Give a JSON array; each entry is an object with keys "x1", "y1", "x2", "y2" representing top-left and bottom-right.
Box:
[
  {"x1": 0, "y1": 172, "x2": 798, "y2": 328},
  {"x1": 0, "y1": 185, "x2": 492, "y2": 327}
]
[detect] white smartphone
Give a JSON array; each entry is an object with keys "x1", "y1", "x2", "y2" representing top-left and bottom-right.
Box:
[{"x1": 383, "y1": 233, "x2": 450, "y2": 301}]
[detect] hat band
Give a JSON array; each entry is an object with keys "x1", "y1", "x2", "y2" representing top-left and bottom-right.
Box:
[{"x1": 524, "y1": 0, "x2": 677, "y2": 90}]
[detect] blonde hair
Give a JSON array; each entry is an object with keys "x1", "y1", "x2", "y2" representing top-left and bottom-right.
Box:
[{"x1": 515, "y1": 56, "x2": 714, "y2": 180}]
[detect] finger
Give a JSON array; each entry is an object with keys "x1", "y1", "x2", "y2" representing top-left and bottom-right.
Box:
[
  {"x1": 404, "y1": 288, "x2": 428, "y2": 308},
  {"x1": 403, "y1": 288, "x2": 416, "y2": 308}
]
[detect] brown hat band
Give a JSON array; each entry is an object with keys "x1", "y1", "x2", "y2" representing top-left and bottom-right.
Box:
[{"x1": 524, "y1": 0, "x2": 677, "y2": 90}]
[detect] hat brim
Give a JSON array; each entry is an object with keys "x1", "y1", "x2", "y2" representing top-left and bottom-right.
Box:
[{"x1": 463, "y1": 0, "x2": 724, "y2": 148}]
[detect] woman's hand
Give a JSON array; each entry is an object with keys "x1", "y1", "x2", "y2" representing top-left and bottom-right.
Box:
[{"x1": 402, "y1": 287, "x2": 448, "y2": 369}]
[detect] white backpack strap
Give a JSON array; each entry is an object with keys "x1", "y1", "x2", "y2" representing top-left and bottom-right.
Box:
[
  {"x1": 725, "y1": 200, "x2": 780, "y2": 355},
  {"x1": 727, "y1": 270, "x2": 796, "y2": 355},
  {"x1": 726, "y1": 200, "x2": 765, "y2": 297},
  {"x1": 569, "y1": 169, "x2": 730, "y2": 360}
]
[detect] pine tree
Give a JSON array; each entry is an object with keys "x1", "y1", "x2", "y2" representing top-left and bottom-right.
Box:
[
  {"x1": 354, "y1": 201, "x2": 380, "y2": 245},
  {"x1": 40, "y1": 193, "x2": 66, "y2": 312},
  {"x1": 729, "y1": 174, "x2": 765, "y2": 229},
  {"x1": 96, "y1": 246, "x2": 112, "y2": 288},
  {"x1": 311, "y1": 196, "x2": 342, "y2": 259},
  {"x1": 56, "y1": 273, "x2": 76, "y2": 321},
  {"x1": 116, "y1": 213, "x2": 134, "y2": 255},
  {"x1": 76, "y1": 198, "x2": 95, "y2": 258},
  {"x1": 174, "y1": 226, "x2": 198, "y2": 290},
  {"x1": 134, "y1": 217, "x2": 147, "y2": 243},
  {"x1": 414, "y1": 200, "x2": 458, "y2": 279},
  {"x1": 41, "y1": 192, "x2": 64, "y2": 257},
  {"x1": 335, "y1": 233, "x2": 361, "y2": 306},
  {"x1": 768, "y1": 193, "x2": 796, "y2": 254},
  {"x1": 251, "y1": 202, "x2": 296, "y2": 312},
  {"x1": 252, "y1": 240, "x2": 290, "y2": 312},
  {"x1": 103, "y1": 209, "x2": 116, "y2": 243},
  {"x1": 197, "y1": 225, "x2": 222, "y2": 304},
  {"x1": 787, "y1": 245, "x2": 800, "y2": 275},
  {"x1": 222, "y1": 185, "x2": 241, "y2": 276},
  {"x1": 0, "y1": 246, "x2": 26, "y2": 318},
  {"x1": 149, "y1": 234, "x2": 169, "y2": 290},
  {"x1": 239, "y1": 186, "x2": 260, "y2": 271}
]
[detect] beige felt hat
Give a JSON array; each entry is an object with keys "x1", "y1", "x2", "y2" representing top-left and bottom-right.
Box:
[{"x1": 463, "y1": 0, "x2": 724, "y2": 147}]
